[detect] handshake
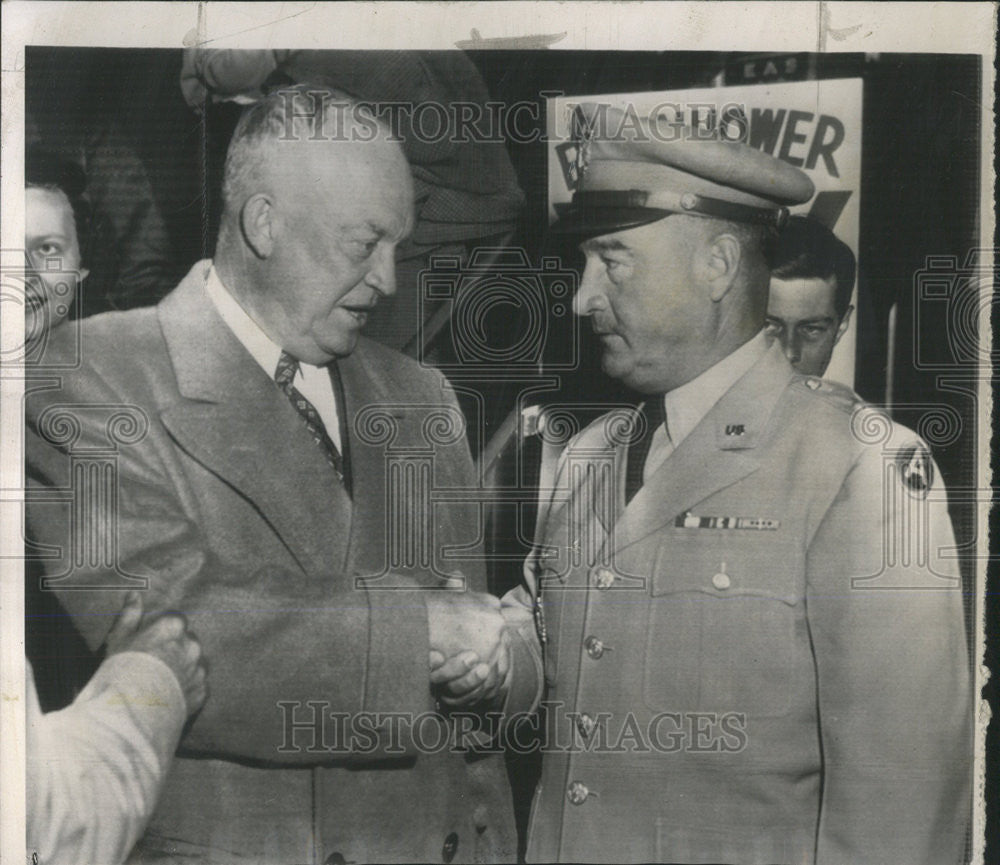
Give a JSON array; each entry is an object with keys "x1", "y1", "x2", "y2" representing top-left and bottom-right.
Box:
[{"x1": 426, "y1": 590, "x2": 511, "y2": 710}]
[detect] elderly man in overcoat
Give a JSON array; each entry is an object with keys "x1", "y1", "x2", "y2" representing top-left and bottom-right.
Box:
[{"x1": 25, "y1": 85, "x2": 525, "y2": 865}]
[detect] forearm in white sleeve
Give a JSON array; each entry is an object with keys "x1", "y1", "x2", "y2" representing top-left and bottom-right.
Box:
[{"x1": 26, "y1": 653, "x2": 187, "y2": 865}]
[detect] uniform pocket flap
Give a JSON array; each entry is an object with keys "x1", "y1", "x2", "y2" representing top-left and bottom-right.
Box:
[{"x1": 646, "y1": 528, "x2": 803, "y2": 605}]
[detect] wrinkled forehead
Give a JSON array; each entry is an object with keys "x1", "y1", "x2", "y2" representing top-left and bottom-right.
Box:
[
  {"x1": 276, "y1": 137, "x2": 415, "y2": 232},
  {"x1": 767, "y1": 275, "x2": 840, "y2": 317}
]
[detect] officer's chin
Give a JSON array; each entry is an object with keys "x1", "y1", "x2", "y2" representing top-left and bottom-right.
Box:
[{"x1": 601, "y1": 352, "x2": 644, "y2": 391}]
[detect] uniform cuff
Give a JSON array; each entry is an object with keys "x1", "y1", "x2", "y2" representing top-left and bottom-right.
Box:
[{"x1": 502, "y1": 627, "x2": 544, "y2": 719}]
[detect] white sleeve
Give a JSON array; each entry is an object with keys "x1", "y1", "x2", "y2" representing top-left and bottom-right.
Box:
[{"x1": 26, "y1": 653, "x2": 187, "y2": 865}]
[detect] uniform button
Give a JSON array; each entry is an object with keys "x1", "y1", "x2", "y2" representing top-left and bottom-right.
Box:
[
  {"x1": 592, "y1": 566, "x2": 616, "y2": 589},
  {"x1": 584, "y1": 636, "x2": 609, "y2": 659},
  {"x1": 576, "y1": 712, "x2": 597, "y2": 738},
  {"x1": 473, "y1": 803, "x2": 488, "y2": 828},
  {"x1": 567, "y1": 780, "x2": 590, "y2": 805},
  {"x1": 442, "y1": 832, "x2": 459, "y2": 863},
  {"x1": 324, "y1": 854, "x2": 346, "y2": 865},
  {"x1": 712, "y1": 572, "x2": 731, "y2": 590}
]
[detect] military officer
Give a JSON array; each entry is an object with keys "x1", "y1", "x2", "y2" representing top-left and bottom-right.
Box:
[{"x1": 491, "y1": 105, "x2": 972, "y2": 864}]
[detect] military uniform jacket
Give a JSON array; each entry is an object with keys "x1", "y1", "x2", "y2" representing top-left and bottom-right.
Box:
[
  {"x1": 504, "y1": 342, "x2": 971, "y2": 864},
  {"x1": 25, "y1": 262, "x2": 516, "y2": 865}
]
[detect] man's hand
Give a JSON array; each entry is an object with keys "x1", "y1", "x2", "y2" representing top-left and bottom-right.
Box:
[
  {"x1": 426, "y1": 590, "x2": 511, "y2": 708},
  {"x1": 104, "y1": 591, "x2": 208, "y2": 717},
  {"x1": 430, "y1": 633, "x2": 512, "y2": 708}
]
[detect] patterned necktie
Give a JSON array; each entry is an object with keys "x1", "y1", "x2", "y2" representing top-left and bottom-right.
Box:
[
  {"x1": 274, "y1": 351, "x2": 345, "y2": 483},
  {"x1": 625, "y1": 397, "x2": 667, "y2": 504}
]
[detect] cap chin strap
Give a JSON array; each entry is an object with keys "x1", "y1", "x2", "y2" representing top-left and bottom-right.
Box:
[{"x1": 571, "y1": 189, "x2": 789, "y2": 229}]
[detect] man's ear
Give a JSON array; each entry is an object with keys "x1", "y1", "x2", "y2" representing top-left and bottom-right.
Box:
[
  {"x1": 698, "y1": 231, "x2": 742, "y2": 302},
  {"x1": 834, "y1": 304, "x2": 854, "y2": 344},
  {"x1": 240, "y1": 193, "x2": 275, "y2": 259}
]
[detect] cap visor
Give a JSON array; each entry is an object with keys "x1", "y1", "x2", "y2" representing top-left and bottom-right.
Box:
[{"x1": 548, "y1": 205, "x2": 673, "y2": 239}]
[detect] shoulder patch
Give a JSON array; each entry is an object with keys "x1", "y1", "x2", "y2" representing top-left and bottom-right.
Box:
[{"x1": 896, "y1": 441, "x2": 934, "y2": 498}]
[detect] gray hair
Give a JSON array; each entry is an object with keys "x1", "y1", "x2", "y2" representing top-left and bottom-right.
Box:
[{"x1": 220, "y1": 83, "x2": 392, "y2": 226}]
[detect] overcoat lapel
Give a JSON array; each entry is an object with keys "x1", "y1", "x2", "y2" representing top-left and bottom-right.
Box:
[
  {"x1": 336, "y1": 345, "x2": 450, "y2": 583},
  {"x1": 157, "y1": 262, "x2": 352, "y2": 578},
  {"x1": 337, "y1": 346, "x2": 397, "y2": 579},
  {"x1": 611, "y1": 343, "x2": 794, "y2": 555}
]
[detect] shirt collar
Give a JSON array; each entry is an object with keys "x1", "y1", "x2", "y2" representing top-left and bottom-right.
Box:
[
  {"x1": 205, "y1": 264, "x2": 284, "y2": 378},
  {"x1": 661, "y1": 330, "x2": 769, "y2": 448}
]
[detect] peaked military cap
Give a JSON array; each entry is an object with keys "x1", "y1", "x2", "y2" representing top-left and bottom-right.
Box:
[{"x1": 552, "y1": 103, "x2": 815, "y2": 238}]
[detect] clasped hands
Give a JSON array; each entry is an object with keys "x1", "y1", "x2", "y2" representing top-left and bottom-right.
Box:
[{"x1": 426, "y1": 590, "x2": 511, "y2": 710}]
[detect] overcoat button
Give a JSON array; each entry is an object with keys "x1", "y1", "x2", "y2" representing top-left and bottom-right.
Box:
[
  {"x1": 712, "y1": 572, "x2": 732, "y2": 590},
  {"x1": 576, "y1": 713, "x2": 596, "y2": 738},
  {"x1": 324, "y1": 854, "x2": 346, "y2": 865},
  {"x1": 442, "y1": 831, "x2": 459, "y2": 863},
  {"x1": 584, "y1": 636, "x2": 609, "y2": 659},
  {"x1": 567, "y1": 780, "x2": 590, "y2": 805},
  {"x1": 592, "y1": 566, "x2": 616, "y2": 589}
]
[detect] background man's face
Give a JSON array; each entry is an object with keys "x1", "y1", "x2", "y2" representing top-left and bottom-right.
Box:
[
  {"x1": 765, "y1": 275, "x2": 851, "y2": 377},
  {"x1": 263, "y1": 140, "x2": 414, "y2": 364},
  {"x1": 573, "y1": 216, "x2": 707, "y2": 393},
  {"x1": 24, "y1": 186, "x2": 86, "y2": 339}
]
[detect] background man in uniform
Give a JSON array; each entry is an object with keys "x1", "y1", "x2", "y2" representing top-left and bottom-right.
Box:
[
  {"x1": 26, "y1": 85, "x2": 523, "y2": 864},
  {"x1": 765, "y1": 214, "x2": 856, "y2": 377},
  {"x1": 482, "y1": 104, "x2": 971, "y2": 864}
]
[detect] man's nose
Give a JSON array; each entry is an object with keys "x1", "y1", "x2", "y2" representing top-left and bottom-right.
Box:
[
  {"x1": 572, "y1": 261, "x2": 606, "y2": 316},
  {"x1": 782, "y1": 332, "x2": 802, "y2": 364},
  {"x1": 366, "y1": 246, "x2": 397, "y2": 297},
  {"x1": 23, "y1": 268, "x2": 45, "y2": 298}
]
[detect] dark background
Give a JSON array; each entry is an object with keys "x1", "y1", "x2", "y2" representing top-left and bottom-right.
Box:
[{"x1": 23, "y1": 47, "x2": 993, "y2": 862}]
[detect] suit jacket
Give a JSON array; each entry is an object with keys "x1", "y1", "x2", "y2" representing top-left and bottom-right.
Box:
[
  {"x1": 504, "y1": 342, "x2": 971, "y2": 864},
  {"x1": 26, "y1": 262, "x2": 516, "y2": 865}
]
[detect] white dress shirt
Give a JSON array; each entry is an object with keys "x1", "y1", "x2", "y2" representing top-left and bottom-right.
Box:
[
  {"x1": 205, "y1": 266, "x2": 342, "y2": 450},
  {"x1": 642, "y1": 331, "x2": 769, "y2": 482}
]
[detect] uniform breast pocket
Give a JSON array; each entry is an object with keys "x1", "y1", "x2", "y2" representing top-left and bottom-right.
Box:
[{"x1": 642, "y1": 531, "x2": 803, "y2": 719}]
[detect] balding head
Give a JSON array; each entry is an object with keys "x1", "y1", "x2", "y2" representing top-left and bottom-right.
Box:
[{"x1": 214, "y1": 85, "x2": 414, "y2": 363}]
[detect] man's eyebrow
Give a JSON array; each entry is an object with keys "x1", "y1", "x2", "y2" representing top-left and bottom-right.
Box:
[
  {"x1": 349, "y1": 220, "x2": 407, "y2": 238},
  {"x1": 338, "y1": 221, "x2": 379, "y2": 235},
  {"x1": 797, "y1": 317, "x2": 837, "y2": 326},
  {"x1": 580, "y1": 238, "x2": 630, "y2": 254}
]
